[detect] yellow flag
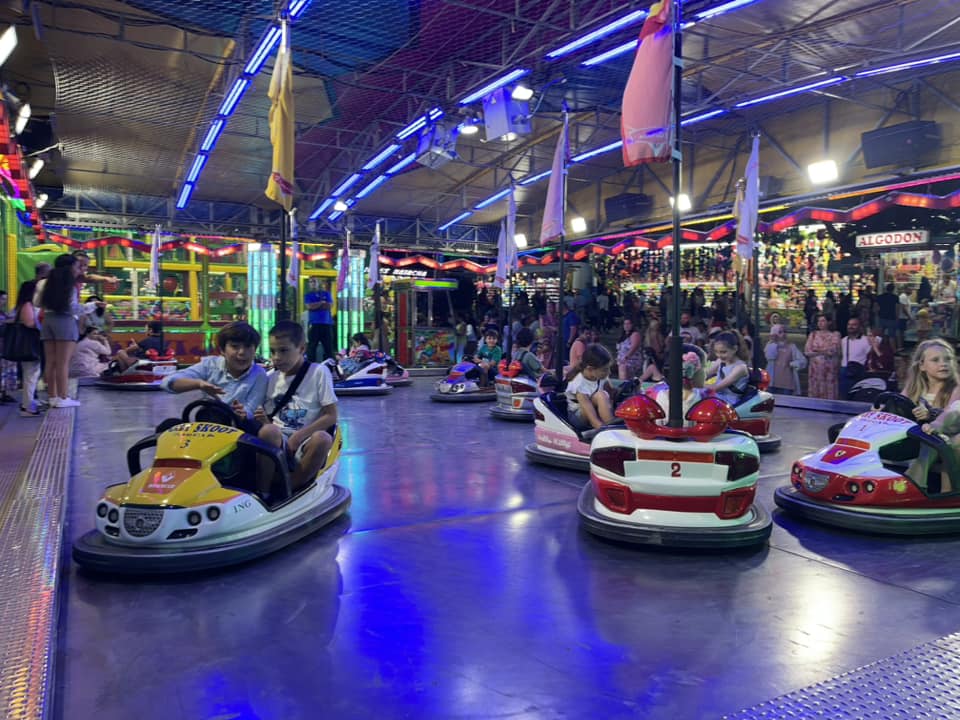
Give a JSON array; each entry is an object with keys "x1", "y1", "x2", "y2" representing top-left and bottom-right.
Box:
[{"x1": 265, "y1": 23, "x2": 294, "y2": 210}]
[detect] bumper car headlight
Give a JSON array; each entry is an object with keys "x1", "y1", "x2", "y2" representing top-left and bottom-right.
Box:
[
  {"x1": 97, "y1": 503, "x2": 109, "y2": 518},
  {"x1": 453, "y1": 383, "x2": 465, "y2": 393}
]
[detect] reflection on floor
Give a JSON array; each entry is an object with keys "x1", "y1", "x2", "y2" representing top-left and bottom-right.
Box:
[{"x1": 57, "y1": 382, "x2": 960, "y2": 720}]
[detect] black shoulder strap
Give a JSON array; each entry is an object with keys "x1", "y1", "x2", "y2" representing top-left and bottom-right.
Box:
[{"x1": 268, "y1": 360, "x2": 312, "y2": 421}]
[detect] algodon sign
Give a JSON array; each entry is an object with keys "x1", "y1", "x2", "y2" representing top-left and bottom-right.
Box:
[{"x1": 855, "y1": 230, "x2": 928, "y2": 249}]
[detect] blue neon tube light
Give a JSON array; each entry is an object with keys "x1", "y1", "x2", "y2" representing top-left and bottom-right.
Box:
[
  {"x1": 546, "y1": 8, "x2": 647, "y2": 59},
  {"x1": 362, "y1": 143, "x2": 401, "y2": 171},
  {"x1": 519, "y1": 169, "x2": 551, "y2": 186},
  {"x1": 582, "y1": 40, "x2": 638, "y2": 67},
  {"x1": 855, "y1": 51, "x2": 960, "y2": 78},
  {"x1": 289, "y1": 0, "x2": 311, "y2": 20},
  {"x1": 200, "y1": 118, "x2": 225, "y2": 152},
  {"x1": 681, "y1": 108, "x2": 727, "y2": 126},
  {"x1": 474, "y1": 187, "x2": 512, "y2": 210},
  {"x1": 571, "y1": 139, "x2": 622, "y2": 163},
  {"x1": 439, "y1": 211, "x2": 472, "y2": 231},
  {"x1": 694, "y1": 0, "x2": 759, "y2": 21},
  {"x1": 734, "y1": 76, "x2": 848, "y2": 108},
  {"x1": 328, "y1": 210, "x2": 344, "y2": 222},
  {"x1": 355, "y1": 175, "x2": 389, "y2": 199},
  {"x1": 244, "y1": 26, "x2": 281, "y2": 75},
  {"x1": 309, "y1": 198, "x2": 335, "y2": 220},
  {"x1": 186, "y1": 154, "x2": 208, "y2": 183},
  {"x1": 218, "y1": 77, "x2": 251, "y2": 116},
  {"x1": 176, "y1": 183, "x2": 194, "y2": 209},
  {"x1": 331, "y1": 173, "x2": 361, "y2": 198},
  {"x1": 459, "y1": 68, "x2": 529, "y2": 105},
  {"x1": 386, "y1": 153, "x2": 417, "y2": 175},
  {"x1": 397, "y1": 115, "x2": 428, "y2": 140}
]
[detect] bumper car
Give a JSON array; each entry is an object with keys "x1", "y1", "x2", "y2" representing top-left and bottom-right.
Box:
[
  {"x1": 490, "y1": 359, "x2": 555, "y2": 421},
  {"x1": 579, "y1": 394, "x2": 770, "y2": 548},
  {"x1": 703, "y1": 369, "x2": 780, "y2": 453},
  {"x1": 373, "y1": 351, "x2": 411, "y2": 386},
  {"x1": 430, "y1": 361, "x2": 497, "y2": 402},
  {"x1": 524, "y1": 381, "x2": 639, "y2": 471},
  {"x1": 92, "y1": 349, "x2": 177, "y2": 390},
  {"x1": 323, "y1": 355, "x2": 392, "y2": 396},
  {"x1": 776, "y1": 392, "x2": 960, "y2": 535},
  {"x1": 73, "y1": 399, "x2": 351, "y2": 574}
]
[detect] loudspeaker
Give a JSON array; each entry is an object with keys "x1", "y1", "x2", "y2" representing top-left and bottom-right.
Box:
[
  {"x1": 416, "y1": 122, "x2": 458, "y2": 169},
  {"x1": 758, "y1": 175, "x2": 783, "y2": 199},
  {"x1": 604, "y1": 193, "x2": 653, "y2": 224},
  {"x1": 861, "y1": 121, "x2": 940, "y2": 169}
]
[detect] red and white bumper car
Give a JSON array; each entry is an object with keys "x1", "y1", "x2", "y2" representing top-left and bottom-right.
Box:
[
  {"x1": 579, "y1": 395, "x2": 770, "y2": 548},
  {"x1": 93, "y1": 350, "x2": 177, "y2": 390},
  {"x1": 776, "y1": 393, "x2": 960, "y2": 534}
]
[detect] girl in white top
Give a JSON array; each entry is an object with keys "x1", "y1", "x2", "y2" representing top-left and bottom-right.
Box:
[
  {"x1": 705, "y1": 330, "x2": 750, "y2": 405},
  {"x1": 564, "y1": 343, "x2": 615, "y2": 430}
]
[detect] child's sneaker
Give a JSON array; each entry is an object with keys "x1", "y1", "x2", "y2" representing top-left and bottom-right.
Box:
[{"x1": 19, "y1": 406, "x2": 42, "y2": 418}]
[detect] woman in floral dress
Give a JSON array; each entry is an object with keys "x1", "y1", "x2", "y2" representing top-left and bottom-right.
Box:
[{"x1": 804, "y1": 313, "x2": 841, "y2": 399}]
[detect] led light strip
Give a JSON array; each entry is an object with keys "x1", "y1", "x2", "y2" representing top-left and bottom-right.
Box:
[{"x1": 176, "y1": 1, "x2": 310, "y2": 210}]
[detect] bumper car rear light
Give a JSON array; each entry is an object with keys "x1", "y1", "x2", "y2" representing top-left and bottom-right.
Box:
[
  {"x1": 510, "y1": 381, "x2": 534, "y2": 394},
  {"x1": 595, "y1": 478, "x2": 631, "y2": 514},
  {"x1": 717, "y1": 486, "x2": 756, "y2": 519},
  {"x1": 752, "y1": 398, "x2": 775, "y2": 413},
  {"x1": 715, "y1": 451, "x2": 759, "y2": 481},
  {"x1": 591, "y1": 446, "x2": 636, "y2": 476}
]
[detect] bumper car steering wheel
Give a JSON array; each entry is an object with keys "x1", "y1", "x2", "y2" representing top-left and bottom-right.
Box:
[
  {"x1": 181, "y1": 398, "x2": 241, "y2": 428},
  {"x1": 873, "y1": 392, "x2": 917, "y2": 421}
]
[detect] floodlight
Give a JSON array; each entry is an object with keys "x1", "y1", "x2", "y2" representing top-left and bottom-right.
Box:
[{"x1": 808, "y1": 159, "x2": 838, "y2": 184}]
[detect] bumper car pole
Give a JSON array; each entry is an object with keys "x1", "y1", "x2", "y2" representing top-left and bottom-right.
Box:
[{"x1": 667, "y1": 6, "x2": 684, "y2": 430}]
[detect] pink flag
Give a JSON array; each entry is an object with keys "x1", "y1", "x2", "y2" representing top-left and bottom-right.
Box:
[
  {"x1": 539, "y1": 115, "x2": 568, "y2": 245},
  {"x1": 621, "y1": 0, "x2": 674, "y2": 166},
  {"x1": 736, "y1": 135, "x2": 760, "y2": 260},
  {"x1": 337, "y1": 228, "x2": 351, "y2": 293}
]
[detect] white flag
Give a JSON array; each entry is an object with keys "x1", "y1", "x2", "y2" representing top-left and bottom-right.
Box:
[
  {"x1": 367, "y1": 223, "x2": 381, "y2": 289},
  {"x1": 736, "y1": 135, "x2": 760, "y2": 260},
  {"x1": 539, "y1": 115, "x2": 568, "y2": 245},
  {"x1": 286, "y1": 209, "x2": 300, "y2": 286},
  {"x1": 337, "y1": 227, "x2": 351, "y2": 293},
  {"x1": 494, "y1": 219, "x2": 509, "y2": 289},
  {"x1": 150, "y1": 224, "x2": 161, "y2": 291},
  {"x1": 506, "y1": 187, "x2": 518, "y2": 274}
]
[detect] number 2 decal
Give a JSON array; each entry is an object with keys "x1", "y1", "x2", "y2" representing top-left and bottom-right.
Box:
[{"x1": 670, "y1": 462, "x2": 681, "y2": 477}]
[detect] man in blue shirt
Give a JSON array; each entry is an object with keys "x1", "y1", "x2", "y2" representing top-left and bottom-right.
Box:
[
  {"x1": 160, "y1": 322, "x2": 267, "y2": 426},
  {"x1": 304, "y1": 277, "x2": 334, "y2": 362}
]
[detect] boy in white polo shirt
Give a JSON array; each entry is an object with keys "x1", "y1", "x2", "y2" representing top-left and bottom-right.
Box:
[{"x1": 254, "y1": 320, "x2": 338, "y2": 491}]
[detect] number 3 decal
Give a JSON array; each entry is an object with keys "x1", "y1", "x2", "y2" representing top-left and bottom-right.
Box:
[{"x1": 671, "y1": 462, "x2": 681, "y2": 477}]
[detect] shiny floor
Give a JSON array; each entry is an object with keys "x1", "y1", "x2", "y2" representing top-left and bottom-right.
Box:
[{"x1": 57, "y1": 381, "x2": 960, "y2": 720}]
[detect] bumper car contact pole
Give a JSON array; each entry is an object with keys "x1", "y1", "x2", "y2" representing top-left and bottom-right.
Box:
[{"x1": 667, "y1": 0, "x2": 684, "y2": 429}]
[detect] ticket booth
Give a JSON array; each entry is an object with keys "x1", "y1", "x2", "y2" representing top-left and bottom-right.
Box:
[{"x1": 393, "y1": 278, "x2": 458, "y2": 367}]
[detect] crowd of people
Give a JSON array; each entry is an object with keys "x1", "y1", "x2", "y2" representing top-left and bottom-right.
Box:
[{"x1": 0, "y1": 251, "x2": 167, "y2": 417}]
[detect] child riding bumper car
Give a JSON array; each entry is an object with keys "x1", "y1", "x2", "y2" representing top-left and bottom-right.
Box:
[
  {"x1": 431, "y1": 361, "x2": 497, "y2": 402},
  {"x1": 776, "y1": 392, "x2": 960, "y2": 534},
  {"x1": 72, "y1": 399, "x2": 351, "y2": 574},
  {"x1": 93, "y1": 349, "x2": 177, "y2": 390},
  {"x1": 323, "y1": 354, "x2": 392, "y2": 395},
  {"x1": 578, "y1": 394, "x2": 770, "y2": 548}
]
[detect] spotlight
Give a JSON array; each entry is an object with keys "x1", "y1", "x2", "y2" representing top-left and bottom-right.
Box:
[
  {"x1": 36, "y1": 192, "x2": 48, "y2": 209},
  {"x1": 333, "y1": 200, "x2": 349, "y2": 212},
  {"x1": 570, "y1": 216, "x2": 587, "y2": 233},
  {"x1": 808, "y1": 159, "x2": 838, "y2": 184},
  {"x1": 514, "y1": 233, "x2": 528, "y2": 249},
  {"x1": 460, "y1": 123, "x2": 479, "y2": 136},
  {"x1": 28, "y1": 158, "x2": 44, "y2": 179},
  {"x1": 14, "y1": 101, "x2": 30, "y2": 135},
  {"x1": 511, "y1": 85, "x2": 534, "y2": 101},
  {"x1": 503, "y1": 132, "x2": 517, "y2": 142},
  {"x1": 669, "y1": 194, "x2": 692, "y2": 212},
  {"x1": 0, "y1": 26, "x2": 16, "y2": 69},
  {"x1": 247, "y1": 242, "x2": 262, "y2": 251}
]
